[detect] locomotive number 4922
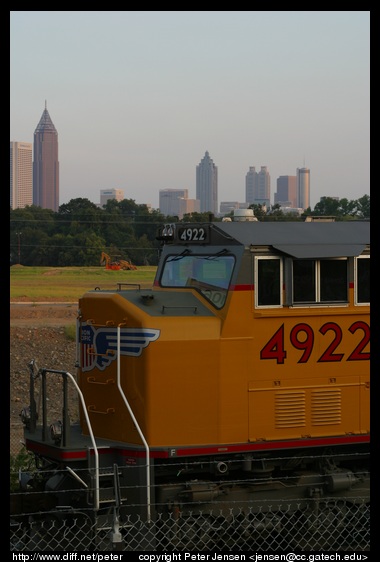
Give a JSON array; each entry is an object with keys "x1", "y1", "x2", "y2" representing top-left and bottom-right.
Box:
[
  {"x1": 178, "y1": 227, "x2": 208, "y2": 242},
  {"x1": 260, "y1": 321, "x2": 370, "y2": 364}
]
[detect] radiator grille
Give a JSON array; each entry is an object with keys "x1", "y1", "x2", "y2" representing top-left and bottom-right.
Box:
[
  {"x1": 311, "y1": 389, "x2": 341, "y2": 425},
  {"x1": 275, "y1": 392, "x2": 305, "y2": 428}
]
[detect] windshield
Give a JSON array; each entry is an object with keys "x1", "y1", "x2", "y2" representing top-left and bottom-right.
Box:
[{"x1": 160, "y1": 254, "x2": 235, "y2": 308}]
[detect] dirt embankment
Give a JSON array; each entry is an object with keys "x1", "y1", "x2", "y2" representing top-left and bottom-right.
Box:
[
  {"x1": 10, "y1": 303, "x2": 78, "y2": 437},
  {"x1": 10, "y1": 301, "x2": 78, "y2": 326}
]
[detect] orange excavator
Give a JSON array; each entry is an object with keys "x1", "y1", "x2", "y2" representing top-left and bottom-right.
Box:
[
  {"x1": 100, "y1": 252, "x2": 137, "y2": 270},
  {"x1": 118, "y1": 259, "x2": 137, "y2": 271}
]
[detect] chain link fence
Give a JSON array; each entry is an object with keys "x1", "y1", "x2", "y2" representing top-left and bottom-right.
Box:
[
  {"x1": 10, "y1": 488, "x2": 370, "y2": 551},
  {"x1": 10, "y1": 425, "x2": 370, "y2": 552},
  {"x1": 11, "y1": 422, "x2": 25, "y2": 456},
  {"x1": 10, "y1": 500, "x2": 370, "y2": 551}
]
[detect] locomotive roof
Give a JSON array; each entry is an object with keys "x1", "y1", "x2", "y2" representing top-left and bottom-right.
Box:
[{"x1": 214, "y1": 220, "x2": 370, "y2": 258}]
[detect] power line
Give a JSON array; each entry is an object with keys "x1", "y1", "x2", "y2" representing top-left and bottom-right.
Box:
[
  {"x1": 10, "y1": 219, "x2": 164, "y2": 225},
  {"x1": 10, "y1": 244, "x2": 158, "y2": 250}
]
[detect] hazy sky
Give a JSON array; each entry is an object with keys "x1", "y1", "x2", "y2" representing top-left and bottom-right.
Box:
[{"x1": 10, "y1": 11, "x2": 370, "y2": 211}]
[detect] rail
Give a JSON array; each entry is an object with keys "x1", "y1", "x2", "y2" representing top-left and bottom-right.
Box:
[
  {"x1": 161, "y1": 305, "x2": 198, "y2": 314},
  {"x1": 115, "y1": 324, "x2": 152, "y2": 523},
  {"x1": 31, "y1": 366, "x2": 100, "y2": 511}
]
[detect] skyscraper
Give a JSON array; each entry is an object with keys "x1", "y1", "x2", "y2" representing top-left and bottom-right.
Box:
[
  {"x1": 257, "y1": 166, "x2": 271, "y2": 207},
  {"x1": 10, "y1": 141, "x2": 33, "y2": 209},
  {"x1": 159, "y1": 189, "x2": 189, "y2": 217},
  {"x1": 159, "y1": 189, "x2": 200, "y2": 219},
  {"x1": 275, "y1": 175, "x2": 297, "y2": 208},
  {"x1": 245, "y1": 166, "x2": 270, "y2": 207},
  {"x1": 100, "y1": 188, "x2": 124, "y2": 207},
  {"x1": 245, "y1": 166, "x2": 257, "y2": 204},
  {"x1": 297, "y1": 167, "x2": 310, "y2": 210},
  {"x1": 196, "y1": 151, "x2": 218, "y2": 215},
  {"x1": 33, "y1": 102, "x2": 59, "y2": 212}
]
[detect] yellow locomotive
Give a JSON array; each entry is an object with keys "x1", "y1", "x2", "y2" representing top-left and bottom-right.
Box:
[{"x1": 18, "y1": 214, "x2": 370, "y2": 550}]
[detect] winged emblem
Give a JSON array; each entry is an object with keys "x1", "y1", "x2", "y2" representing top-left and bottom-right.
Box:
[{"x1": 80, "y1": 324, "x2": 160, "y2": 372}]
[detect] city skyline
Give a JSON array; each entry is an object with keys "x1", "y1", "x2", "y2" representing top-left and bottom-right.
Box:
[{"x1": 10, "y1": 12, "x2": 370, "y2": 210}]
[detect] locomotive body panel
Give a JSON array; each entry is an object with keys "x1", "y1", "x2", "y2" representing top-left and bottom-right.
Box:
[{"x1": 78, "y1": 291, "x2": 222, "y2": 446}]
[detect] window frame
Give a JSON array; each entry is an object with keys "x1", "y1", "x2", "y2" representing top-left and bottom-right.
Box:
[
  {"x1": 291, "y1": 257, "x2": 348, "y2": 305},
  {"x1": 254, "y1": 255, "x2": 283, "y2": 309},
  {"x1": 160, "y1": 253, "x2": 235, "y2": 309},
  {"x1": 354, "y1": 255, "x2": 370, "y2": 305}
]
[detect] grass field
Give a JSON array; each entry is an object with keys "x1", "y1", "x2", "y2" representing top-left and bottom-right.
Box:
[{"x1": 10, "y1": 265, "x2": 157, "y2": 301}]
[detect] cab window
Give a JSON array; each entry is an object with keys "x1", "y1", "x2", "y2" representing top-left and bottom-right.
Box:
[
  {"x1": 355, "y1": 255, "x2": 370, "y2": 304},
  {"x1": 160, "y1": 254, "x2": 235, "y2": 309},
  {"x1": 255, "y1": 256, "x2": 282, "y2": 308},
  {"x1": 292, "y1": 258, "x2": 348, "y2": 304}
]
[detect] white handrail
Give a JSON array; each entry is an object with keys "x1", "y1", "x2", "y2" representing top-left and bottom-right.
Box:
[
  {"x1": 116, "y1": 325, "x2": 151, "y2": 522},
  {"x1": 63, "y1": 371, "x2": 100, "y2": 510}
]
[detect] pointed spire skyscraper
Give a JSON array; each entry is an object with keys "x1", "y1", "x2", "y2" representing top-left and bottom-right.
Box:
[
  {"x1": 33, "y1": 101, "x2": 59, "y2": 211},
  {"x1": 196, "y1": 151, "x2": 218, "y2": 215}
]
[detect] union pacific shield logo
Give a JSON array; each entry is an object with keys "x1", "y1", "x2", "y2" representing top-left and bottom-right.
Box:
[{"x1": 80, "y1": 323, "x2": 160, "y2": 372}]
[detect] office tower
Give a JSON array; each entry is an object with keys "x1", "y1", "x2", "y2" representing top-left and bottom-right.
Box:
[
  {"x1": 256, "y1": 166, "x2": 271, "y2": 207},
  {"x1": 297, "y1": 167, "x2": 310, "y2": 210},
  {"x1": 179, "y1": 198, "x2": 200, "y2": 218},
  {"x1": 245, "y1": 166, "x2": 270, "y2": 206},
  {"x1": 245, "y1": 166, "x2": 257, "y2": 204},
  {"x1": 220, "y1": 201, "x2": 249, "y2": 215},
  {"x1": 159, "y1": 189, "x2": 200, "y2": 219},
  {"x1": 33, "y1": 102, "x2": 59, "y2": 212},
  {"x1": 159, "y1": 189, "x2": 188, "y2": 216},
  {"x1": 100, "y1": 188, "x2": 124, "y2": 207},
  {"x1": 10, "y1": 141, "x2": 33, "y2": 209},
  {"x1": 196, "y1": 151, "x2": 218, "y2": 215},
  {"x1": 275, "y1": 176, "x2": 297, "y2": 208}
]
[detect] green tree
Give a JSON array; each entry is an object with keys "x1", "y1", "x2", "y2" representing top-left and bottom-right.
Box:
[
  {"x1": 313, "y1": 197, "x2": 340, "y2": 216},
  {"x1": 10, "y1": 206, "x2": 56, "y2": 265},
  {"x1": 58, "y1": 198, "x2": 104, "y2": 236},
  {"x1": 181, "y1": 212, "x2": 218, "y2": 222},
  {"x1": 269, "y1": 205, "x2": 293, "y2": 221},
  {"x1": 248, "y1": 203, "x2": 267, "y2": 221},
  {"x1": 356, "y1": 194, "x2": 370, "y2": 219},
  {"x1": 10, "y1": 194, "x2": 370, "y2": 267},
  {"x1": 337, "y1": 198, "x2": 357, "y2": 217}
]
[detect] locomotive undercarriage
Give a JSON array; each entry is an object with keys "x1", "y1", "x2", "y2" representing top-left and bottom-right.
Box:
[{"x1": 13, "y1": 441, "x2": 369, "y2": 551}]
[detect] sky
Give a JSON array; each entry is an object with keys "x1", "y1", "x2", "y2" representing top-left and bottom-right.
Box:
[{"x1": 10, "y1": 11, "x2": 370, "y2": 211}]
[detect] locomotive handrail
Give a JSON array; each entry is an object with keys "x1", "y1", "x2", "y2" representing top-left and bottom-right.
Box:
[
  {"x1": 38, "y1": 368, "x2": 101, "y2": 511},
  {"x1": 115, "y1": 324, "x2": 152, "y2": 523},
  {"x1": 87, "y1": 406, "x2": 116, "y2": 414},
  {"x1": 117, "y1": 283, "x2": 141, "y2": 291},
  {"x1": 161, "y1": 305, "x2": 198, "y2": 314},
  {"x1": 87, "y1": 376, "x2": 115, "y2": 385}
]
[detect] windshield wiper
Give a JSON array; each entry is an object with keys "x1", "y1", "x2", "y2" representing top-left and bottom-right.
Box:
[
  {"x1": 205, "y1": 249, "x2": 230, "y2": 260},
  {"x1": 168, "y1": 249, "x2": 192, "y2": 262}
]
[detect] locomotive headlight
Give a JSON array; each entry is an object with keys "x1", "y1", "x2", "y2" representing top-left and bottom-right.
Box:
[
  {"x1": 20, "y1": 406, "x2": 30, "y2": 425},
  {"x1": 50, "y1": 420, "x2": 62, "y2": 444},
  {"x1": 157, "y1": 223, "x2": 175, "y2": 241},
  {"x1": 20, "y1": 406, "x2": 35, "y2": 427},
  {"x1": 20, "y1": 405, "x2": 38, "y2": 428}
]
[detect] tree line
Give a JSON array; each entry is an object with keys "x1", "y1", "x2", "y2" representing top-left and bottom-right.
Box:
[{"x1": 10, "y1": 195, "x2": 370, "y2": 267}]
